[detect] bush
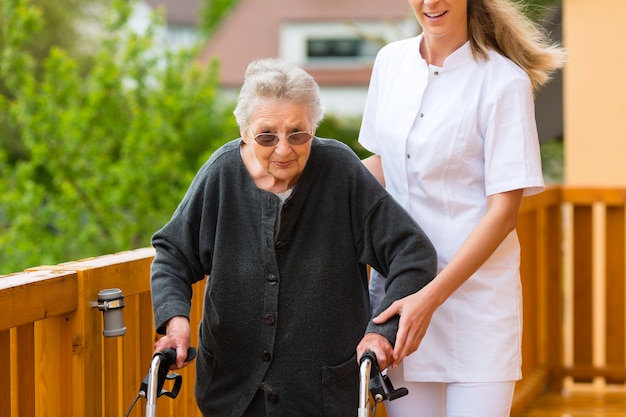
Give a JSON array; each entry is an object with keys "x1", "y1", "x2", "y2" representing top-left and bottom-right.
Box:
[{"x1": 0, "y1": 0, "x2": 235, "y2": 274}]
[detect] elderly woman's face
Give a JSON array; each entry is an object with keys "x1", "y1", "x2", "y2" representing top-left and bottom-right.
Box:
[{"x1": 241, "y1": 97, "x2": 314, "y2": 189}]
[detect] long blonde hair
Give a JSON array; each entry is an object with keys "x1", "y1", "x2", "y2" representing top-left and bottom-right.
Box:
[{"x1": 468, "y1": 0, "x2": 565, "y2": 92}]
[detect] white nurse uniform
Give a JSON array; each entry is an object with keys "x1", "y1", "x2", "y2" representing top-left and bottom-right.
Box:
[{"x1": 359, "y1": 35, "x2": 544, "y2": 382}]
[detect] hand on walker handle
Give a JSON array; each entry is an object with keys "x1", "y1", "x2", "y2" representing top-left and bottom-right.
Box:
[
  {"x1": 154, "y1": 315, "x2": 192, "y2": 369},
  {"x1": 356, "y1": 333, "x2": 393, "y2": 371}
]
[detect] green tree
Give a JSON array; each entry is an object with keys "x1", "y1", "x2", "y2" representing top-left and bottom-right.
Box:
[
  {"x1": 0, "y1": 0, "x2": 236, "y2": 274},
  {"x1": 25, "y1": 0, "x2": 113, "y2": 73},
  {"x1": 0, "y1": 0, "x2": 114, "y2": 161}
]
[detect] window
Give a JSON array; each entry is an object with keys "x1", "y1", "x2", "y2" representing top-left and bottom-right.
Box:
[
  {"x1": 280, "y1": 20, "x2": 417, "y2": 67},
  {"x1": 306, "y1": 38, "x2": 379, "y2": 61}
]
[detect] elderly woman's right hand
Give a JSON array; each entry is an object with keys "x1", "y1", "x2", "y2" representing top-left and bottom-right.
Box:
[{"x1": 154, "y1": 315, "x2": 191, "y2": 369}]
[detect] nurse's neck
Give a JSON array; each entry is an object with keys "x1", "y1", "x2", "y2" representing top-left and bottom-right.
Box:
[{"x1": 421, "y1": 34, "x2": 469, "y2": 67}]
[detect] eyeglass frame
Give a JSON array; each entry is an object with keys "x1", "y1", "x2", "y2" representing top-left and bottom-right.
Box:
[{"x1": 250, "y1": 130, "x2": 315, "y2": 147}]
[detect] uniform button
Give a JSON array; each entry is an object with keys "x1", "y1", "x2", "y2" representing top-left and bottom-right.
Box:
[
  {"x1": 264, "y1": 314, "x2": 276, "y2": 325},
  {"x1": 262, "y1": 351, "x2": 271, "y2": 362},
  {"x1": 419, "y1": 113, "x2": 424, "y2": 118},
  {"x1": 434, "y1": 71, "x2": 439, "y2": 76},
  {"x1": 275, "y1": 240, "x2": 287, "y2": 249},
  {"x1": 266, "y1": 274, "x2": 278, "y2": 284},
  {"x1": 267, "y1": 393, "x2": 279, "y2": 404},
  {"x1": 407, "y1": 154, "x2": 411, "y2": 159}
]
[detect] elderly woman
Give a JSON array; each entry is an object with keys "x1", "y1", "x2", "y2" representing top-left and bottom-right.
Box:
[{"x1": 150, "y1": 58, "x2": 437, "y2": 417}]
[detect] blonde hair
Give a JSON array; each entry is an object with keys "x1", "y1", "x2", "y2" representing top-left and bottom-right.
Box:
[{"x1": 468, "y1": 0, "x2": 565, "y2": 92}]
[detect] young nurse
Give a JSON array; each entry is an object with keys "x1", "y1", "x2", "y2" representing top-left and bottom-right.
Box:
[{"x1": 356, "y1": 0, "x2": 565, "y2": 415}]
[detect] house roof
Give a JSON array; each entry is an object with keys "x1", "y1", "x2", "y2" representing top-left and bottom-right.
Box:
[
  {"x1": 197, "y1": 0, "x2": 415, "y2": 87},
  {"x1": 144, "y1": 0, "x2": 202, "y2": 26}
]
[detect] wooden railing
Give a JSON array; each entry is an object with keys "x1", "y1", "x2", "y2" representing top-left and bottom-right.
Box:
[
  {"x1": 1, "y1": 186, "x2": 625, "y2": 416},
  {"x1": 0, "y1": 249, "x2": 206, "y2": 417},
  {"x1": 560, "y1": 188, "x2": 626, "y2": 389}
]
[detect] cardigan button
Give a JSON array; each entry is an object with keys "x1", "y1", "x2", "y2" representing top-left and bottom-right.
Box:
[
  {"x1": 266, "y1": 274, "x2": 278, "y2": 284},
  {"x1": 275, "y1": 240, "x2": 287, "y2": 249},
  {"x1": 262, "y1": 351, "x2": 272, "y2": 362}
]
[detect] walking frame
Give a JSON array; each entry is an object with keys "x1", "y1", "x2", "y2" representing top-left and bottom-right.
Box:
[
  {"x1": 358, "y1": 350, "x2": 409, "y2": 417},
  {"x1": 126, "y1": 347, "x2": 405, "y2": 416}
]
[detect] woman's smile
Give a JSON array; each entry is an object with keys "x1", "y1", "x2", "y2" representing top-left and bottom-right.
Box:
[{"x1": 425, "y1": 10, "x2": 448, "y2": 19}]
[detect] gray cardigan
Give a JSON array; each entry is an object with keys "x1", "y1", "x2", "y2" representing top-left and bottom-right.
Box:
[{"x1": 151, "y1": 138, "x2": 436, "y2": 416}]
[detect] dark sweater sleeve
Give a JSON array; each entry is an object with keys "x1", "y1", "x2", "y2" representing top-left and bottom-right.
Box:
[
  {"x1": 364, "y1": 195, "x2": 437, "y2": 344},
  {"x1": 315, "y1": 138, "x2": 437, "y2": 345},
  {"x1": 151, "y1": 213, "x2": 205, "y2": 334},
  {"x1": 150, "y1": 164, "x2": 214, "y2": 334},
  {"x1": 354, "y1": 173, "x2": 437, "y2": 345}
]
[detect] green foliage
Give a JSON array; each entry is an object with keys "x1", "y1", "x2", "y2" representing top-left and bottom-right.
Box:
[
  {"x1": 199, "y1": 0, "x2": 239, "y2": 36},
  {"x1": 316, "y1": 115, "x2": 370, "y2": 159},
  {"x1": 0, "y1": 0, "x2": 235, "y2": 274},
  {"x1": 520, "y1": 0, "x2": 561, "y2": 23}
]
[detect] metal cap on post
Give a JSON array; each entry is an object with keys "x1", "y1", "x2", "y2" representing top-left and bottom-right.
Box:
[{"x1": 92, "y1": 288, "x2": 127, "y2": 337}]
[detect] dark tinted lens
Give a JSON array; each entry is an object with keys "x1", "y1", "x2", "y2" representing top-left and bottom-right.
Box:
[
  {"x1": 287, "y1": 132, "x2": 312, "y2": 145},
  {"x1": 254, "y1": 134, "x2": 279, "y2": 146}
]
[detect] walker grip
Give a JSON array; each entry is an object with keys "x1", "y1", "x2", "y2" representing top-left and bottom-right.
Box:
[
  {"x1": 360, "y1": 350, "x2": 409, "y2": 403},
  {"x1": 139, "y1": 347, "x2": 197, "y2": 400}
]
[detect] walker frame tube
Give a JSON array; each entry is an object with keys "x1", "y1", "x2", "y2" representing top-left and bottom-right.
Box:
[{"x1": 358, "y1": 356, "x2": 373, "y2": 417}]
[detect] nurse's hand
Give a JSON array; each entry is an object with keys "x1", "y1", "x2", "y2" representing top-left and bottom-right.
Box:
[
  {"x1": 356, "y1": 333, "x2": 393, "y2": 371},
  {"x1": 372, "y1": 287, "x2": 438, "y2": 368}
]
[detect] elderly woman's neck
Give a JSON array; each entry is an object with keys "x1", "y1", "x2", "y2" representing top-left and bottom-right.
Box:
[
  {"x1": 257, "y1": 176, "x2": 298, "y2": 195},
  {"x1": 240, "y1": 141, "x2": 300, "y2": 194}
]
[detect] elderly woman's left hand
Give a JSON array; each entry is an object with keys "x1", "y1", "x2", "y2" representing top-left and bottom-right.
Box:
[{"x1": 356, "y1": 333, "x2": 394, "y2": 371}]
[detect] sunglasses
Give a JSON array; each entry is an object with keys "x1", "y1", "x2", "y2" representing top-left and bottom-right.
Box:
[{"x1": 252, "y1": 131, "x2": 314, "y2": 147}]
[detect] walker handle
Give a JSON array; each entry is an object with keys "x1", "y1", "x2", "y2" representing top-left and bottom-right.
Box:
[
  {"x1": 157, "y1": 346, "x2": 197, "y2": 369},
  {"x1": 140, "y1": 347, "x2": 197, "y2": 400},
  {"x1": 360, "y1": 350, "x2": 409, "y2": 404}
]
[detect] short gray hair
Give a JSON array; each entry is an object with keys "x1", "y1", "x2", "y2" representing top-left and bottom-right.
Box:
[{"x1": 233, "y1": 58, "x2": 325, "y2": 131}]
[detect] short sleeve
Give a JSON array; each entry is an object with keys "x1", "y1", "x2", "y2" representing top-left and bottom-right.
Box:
[{"x1": 483, "y1": 75, "x2": 545, "y2": 197}]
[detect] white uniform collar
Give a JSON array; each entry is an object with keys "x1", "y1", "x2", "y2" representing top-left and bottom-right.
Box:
[{"x1": 417, "y1": 34, "x2": 473, "y2": 70}]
